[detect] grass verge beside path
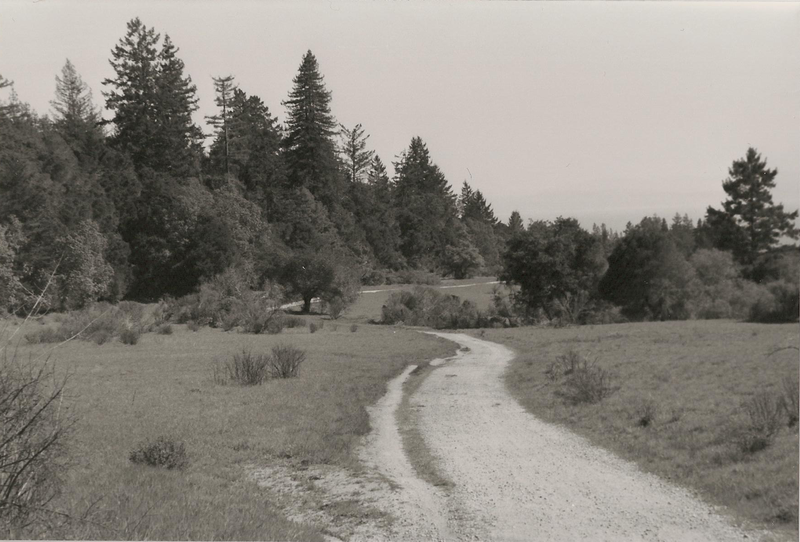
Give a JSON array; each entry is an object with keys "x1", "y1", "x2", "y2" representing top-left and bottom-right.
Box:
[
  {"x1": 469, "y1": 320, "x2": 799, "y2": 537},
  {"x1": 8, "y1": 320, "x2": 455, "y2": 540}
]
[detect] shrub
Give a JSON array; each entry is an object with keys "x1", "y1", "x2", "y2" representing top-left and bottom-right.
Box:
[
  {"x1": 187, "y1": 321, "x2": 200, "y2": 332},
  {"x1": 385, "y1": 269, "x2": 441, "y2": 286},
  {"x1": 748, "y1": 280, "x2": 799, "y2": 323},
  {"x1": 634, "y1": 398, "x2": 658, "y2": 428},
  {"x1": 548, "y1": 350, "x2": 614, "y2": 404},
  {"x1": 157, "y1": 324, "x2": 173, "y2": 335},
  {"x1": 92, "y1": 328, "x2": 114, "y2": 345},
  {"x1": 269, "y1": 344, "x2": 305, "y2": 379},
  {"x1": 284, "y1": 316, "x2": 306, "y2": 329},
  {"x1": 736, "y1": 392, "x2": 785, "y2": 453},
  {"x1": 119, "y1": 327, "x2": 140, "y2": 345},
  {"x1": 350, "y1": 324, "x2": 358, "y2": 333},
  {"x1": 235, "y1": 293, "x2": 284, "y2": 334},
  {"x1": 0, "y1": 351, "x2": 72, "y2": 533},
  {"x1": 308, "y1": 322, "x2": 318, "y2": 334},
  {"x1": 215, "y1": 349, "x2": 271, "y2": 386},
  {"x1": 129, "y1": 436, "x2": 188, "y2": 470},
  {"x1": 780, "y1": 376, "x2": 798, "y2": 427},
  {"x1": 380, "y1": 286, "x2": 492, "y2": 329}
]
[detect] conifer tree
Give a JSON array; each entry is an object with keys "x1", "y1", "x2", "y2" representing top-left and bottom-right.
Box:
[
  {"x1": 338, "y1": 123, "x2": 374, "y2": 183},
  {"x1": 51, "y1": 60, "x2": 104, "y2": 162},
  {"x1": 508, "y1": 211, "x2": 524, "y2": 234},
  {"x1": 705, "y1": 148, "x2": 798, "y2": 263},
  {"x1": 283, "y1": 51, "x2": 341, "y2": 204},
  {"x1": 206, "y1": 75, "x2": 237, "y2": 176}
]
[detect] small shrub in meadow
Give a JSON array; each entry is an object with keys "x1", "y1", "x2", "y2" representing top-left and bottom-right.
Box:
[
  {"x1": 635, "y1": 398, "x2": 658, "y2": 428},
  {"x1": 736, "y1": 392, "x2": 784, "y2": 453},
  {"x1": 548, "y1": 350, "x2": 614, "y2": 404},
  {"x1": 269, "y1": 344, "x2": 306, "y2": 379},
  {"x1": 284, "y1": 316, "x2": 306, "y2": 329},
  {"x1": 92, "y1": 328, "x2": 114, "y2": 345},
  {"x1": 350, "y1": 324, "x2": 358, "y2": 333},
  {"x1": 24, "y1": 327, "x2": 62, "y2": 344},
  {"x1": 157, "y1": 323, "x2": 173, "y2": 335},
  {"x1": 187, "y1": 321, "x2": 200, "y2": 332},
  {"x1": 119, "y1": 327, "x2": 140, "y2": 345},
  {"x1": 780, "y1": 376, "x2": 798, "y2": 427},
  {"x1": 129, "y1": 436, "x2": 188, "y2": 470},
  {"x1": 216, "y1": 349, "x2": 271, "y2": 385},
  {"x1": 308, "y1": 322, "x2": 318, "y2": 334}
]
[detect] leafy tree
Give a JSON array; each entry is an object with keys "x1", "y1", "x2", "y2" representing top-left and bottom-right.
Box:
[
  {"x1": 57, "y1": 220, "x2": 114, "y2": 309},
  {"x1": 282, "y1": 51, "x2": 341, "y2": 205},
  {"x1": 443, "y1": 238, "x2": 484, "y2": 279},
  {"x1": 599, "y1": 216, "x2": 698, "y2": 320},
  {"x1": 206, "y1": 75, "x2": 237, "y2": 176},
  {"x1": 339, "y1": 123, "x2": 374, "y2": 183},
  {"x1": 0, "y1": 219, "x2": 25, "y2": 312},
  {"x1": 277, "y1": 250, "x2": 337, "y2": 314},
  {"x1": 704, "y1": 148, "x2": 798, "y2": 264},
  {"x1": 501, "y1": 217, "x2": 607, "y2": 322}
]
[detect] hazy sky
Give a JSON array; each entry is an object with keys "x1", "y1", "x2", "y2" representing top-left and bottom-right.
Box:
[{"x1": 1, "y1": 0, "x2": 798, "y2": 231}]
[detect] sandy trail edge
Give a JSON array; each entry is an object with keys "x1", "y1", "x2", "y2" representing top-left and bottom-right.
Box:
[
  {"x1": 355, "y1": 363, "x2": 452, "y2": 541},
  {"x1": 403, "y1": 331, "x2": 767, "y2": 542}
]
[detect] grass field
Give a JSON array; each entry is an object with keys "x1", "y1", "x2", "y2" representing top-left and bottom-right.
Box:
[
  {"x1": 469, "y1": 320, "x2": 799, "y2": 536},
  {"x1": 3, "y1": 315, "x2": 455, "y2": 540},
  {"x1": 347, "y1": 277, "x2": 501, "y2": 321}
]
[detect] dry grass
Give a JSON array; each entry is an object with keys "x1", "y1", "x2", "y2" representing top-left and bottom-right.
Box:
[
  {"x1": 472, "y1": 320, "x2": 799, "y2": 536},
  {"x1": 4, "y1": 318, "x2": 455, "y2": 540}
]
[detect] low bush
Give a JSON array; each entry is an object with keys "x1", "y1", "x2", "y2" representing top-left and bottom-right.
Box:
[
  {"x1": 269, "y1": 344, "x2": 305, "y2": 379},
  {"x1": 214, "y1": 348, "x2": 271, "y2": 386},
  {"x1": 129, "y1": 436, "x2": 188, "y2": 470},
  {"x1": 748, "y1": 280, "x2": 800, "y2": 323},
  {"x1": 187, "y1": 321, "x2": 200, "y2": 332},
  {"x1": 119, "y1": 327, "x2": 140, "y2": 345},
  {"x1": 350, "y1": 324, "x2": 358, "y2": 333},
  {"x1": 283, "y1": 316, "x2": 306, "y2": 329},
  {"x1": 385, "y1": 269, "x2": 441, "y2": 286},
  {"x1": 380, "y1": 286, "x2": 492, "y2": 329},
  {"x1": 157, "y1": 324, "x2": 173, "y2": 335},
  {"x1": 308, "y1": 322, "x2": 318, "y2": 334},
  {"x1": 781, "y1": 376, "x2": 798, "y2": 427},
  {"x1": 547, "y1": 350, "x2": 614, "y2": 404},
  {"x1": 736, "y1": 392, "x2": 785, "y2": 453},
  {"x1": 634, "y1": 398, "x2": 658, "y2": 428}
]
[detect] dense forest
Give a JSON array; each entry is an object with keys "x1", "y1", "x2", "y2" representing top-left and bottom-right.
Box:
[{"x1": 1, "y1": 18, "x2": 798, "y2": 323}]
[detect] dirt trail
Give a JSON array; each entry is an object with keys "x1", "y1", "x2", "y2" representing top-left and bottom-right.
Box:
[{"x1": 361, "y1": 332, "x2": 760, "y2": 542}]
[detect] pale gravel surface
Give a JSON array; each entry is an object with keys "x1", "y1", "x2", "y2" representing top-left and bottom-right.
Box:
[{"x1": 358, "y1": 331, "x2": 767, "y2": 542}]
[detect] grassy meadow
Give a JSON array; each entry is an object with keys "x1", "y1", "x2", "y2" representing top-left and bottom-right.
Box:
[
  {"x1": 3, "y1": 314, "x2": 455, "y2": 540},
  {"x1": 470, "y1": 321, "x2": 799, "y2": 535}
]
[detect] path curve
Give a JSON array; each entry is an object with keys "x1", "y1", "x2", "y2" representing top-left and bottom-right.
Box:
[{"x1": 364, "y1": 332, "x2": 760, "y2": 541}]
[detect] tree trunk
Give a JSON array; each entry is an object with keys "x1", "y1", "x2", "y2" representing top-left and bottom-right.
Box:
[{"x1": 303, "y1": 297, "x2": 312, "y2": 314}]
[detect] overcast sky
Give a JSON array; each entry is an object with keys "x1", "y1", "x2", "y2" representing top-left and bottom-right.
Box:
[{"x1": 1, "y1": 0, "x2": 798, "y2": 231}]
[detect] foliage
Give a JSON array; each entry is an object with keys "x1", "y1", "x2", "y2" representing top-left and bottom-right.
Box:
[
  {"x1": 0, "y1": 350, "x2": 72, "y2": 535},
  {"x1": 268, "y1": 344, "x2": 306, "y2": 379},
  {"x1": 501, "y1": 217, "x2": 607, "y2": 323},
  {"x1": 129, "y1": 436, "x2": 188, "y2": 470},
  {"x1": 443, "y1": 237, "x2": 484, "y2": 280},
  {"x1": 599, "y1": 216, "x2": 697, "y2": 321},
  {"x1": 214, "y1": 348, "x2": 271, "y2": 386},
  {"x1": 56, "y1": 220, "x2": 114, "y2": 310},
  {"x1": 380, "y1": 286, "x2": 492, "y2": 329},
  {"x1": 546, "y1": 350, "x2": 615, "y2": 404},
  {"x1": 703, "y1": 148, "x2": 798, "y2": 264}
]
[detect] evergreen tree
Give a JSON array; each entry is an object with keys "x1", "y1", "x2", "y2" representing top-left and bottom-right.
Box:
[
  {"x1": 393, "y1": 137, "x2": 460, "y2": 268},
  {"x1": 508, "y1": 211, "x2": 524, "y2": 234},
  {"x1": 205, "y1": 75, "x2": 237, "y2": 176},
  {"x1": 338, "y1": 123, "x2": 374, "y2": 183},
  {"x1": 50, "y1": 60, "x2": 104, "y2": 162},
  {"x1": 103, "y1": 19, "x2": 201, "y2": 176},
  {"x1": 282, "y1": 51, "x2": 341, "y2": 204},
  {"x1": 705, "y1": 148, "x2": 798, "y2": 264}
]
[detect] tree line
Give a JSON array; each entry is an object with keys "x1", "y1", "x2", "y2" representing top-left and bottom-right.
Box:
[
  {"x1": 0, "y1": 18, "x2": 505, "y2": 313},
  {"x1": 0, "y1": 17, "x2": 797, "y2": 323}
]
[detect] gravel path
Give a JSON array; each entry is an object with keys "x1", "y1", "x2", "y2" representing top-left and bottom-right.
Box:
[{"x1": 361, "y1": 332, "x2": 761, "y2": 542}]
